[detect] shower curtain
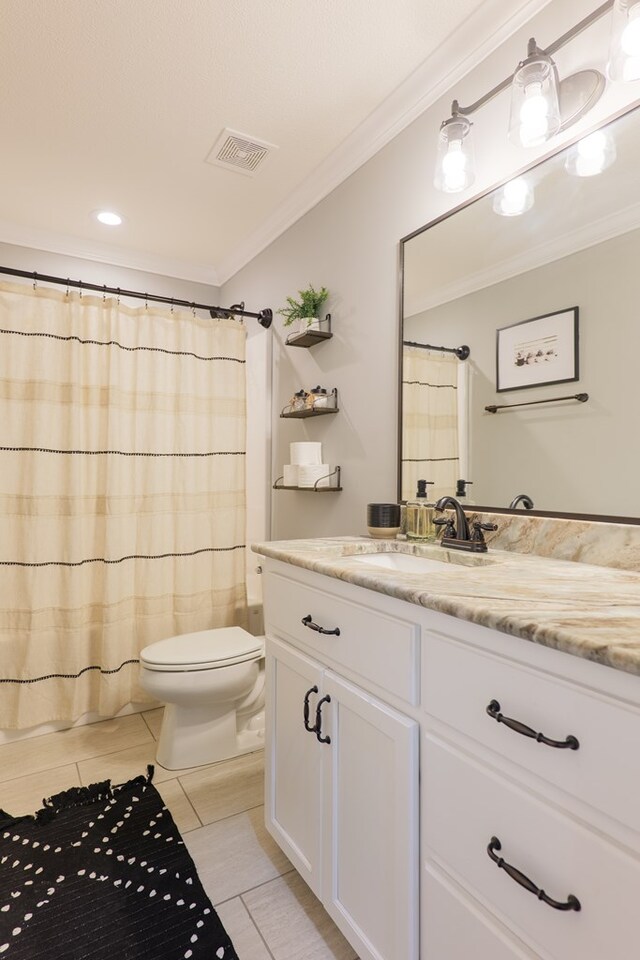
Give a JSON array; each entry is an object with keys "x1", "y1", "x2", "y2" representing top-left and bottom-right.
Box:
[
  {"x1": 401, "y1": 346, "x2": 468, "y2": 503},
  {"x1": 0, "y1": 280, "x2": 247, "y2": 728}
]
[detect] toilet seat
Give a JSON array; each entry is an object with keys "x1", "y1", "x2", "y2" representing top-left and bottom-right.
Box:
[{"x1": 140, "y1": 627, "x2": 264, "y2": 672}]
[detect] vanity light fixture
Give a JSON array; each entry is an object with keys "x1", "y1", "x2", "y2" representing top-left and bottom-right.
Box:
[
  {"x1": 508, "y1": 41, "x2": 561, "y2": 147},
  {"x1": 492, "y1": 177, "x2": 534, "y2": 217},
  {"x1": 608, "y1": 0, "x2": 640, "y2": 79},
  {"x1": 564, "y1": 128, "x2": 616, "y2": 176},
  {"x1": 433, "y1": 1, "x2": 629, "y2": 195},
  {"x1": 433, "y1": 106, "x2": 475, "y2": 193}
]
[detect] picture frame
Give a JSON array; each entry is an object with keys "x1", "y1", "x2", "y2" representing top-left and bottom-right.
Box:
[{"x1": 496, "y1": 306, "x2": 579, "y2": 393}]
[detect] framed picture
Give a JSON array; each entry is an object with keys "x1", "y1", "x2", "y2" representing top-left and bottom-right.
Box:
[{"x1": 496, "y1": 307, "x2": 579, "y2": 393}]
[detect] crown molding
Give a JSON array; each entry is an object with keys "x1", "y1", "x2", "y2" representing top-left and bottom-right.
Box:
[
  {"x1": 216, "y1": 0, "x2": 554, "y2": 284},
  {"x1": 405, "y1": 200, "x2": 640, "y2": 317},
  {"x1": 0, "y1": 220, "x2": 220, "y2": 288}
]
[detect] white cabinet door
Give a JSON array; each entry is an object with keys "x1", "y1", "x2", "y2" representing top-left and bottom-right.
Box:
[
  {"x1": 265, "y1": 637, "x2": 323, "y2": 895},
  {"x1": 321, "y1": 670, "x2": 419, "y2": 960}
]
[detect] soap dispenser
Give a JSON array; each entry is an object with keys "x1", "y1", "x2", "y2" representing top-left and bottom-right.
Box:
[
  {"x1": 406, "y1": 479, "x2": 435, "y2": 541},
  {"x1": 455, "y1": 479, "x2": 474, "y2": 505}
]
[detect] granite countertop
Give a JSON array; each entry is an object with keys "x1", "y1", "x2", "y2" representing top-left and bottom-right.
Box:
[{"x1": 252, "y1": 537, "x2": 640, "y2": 678}]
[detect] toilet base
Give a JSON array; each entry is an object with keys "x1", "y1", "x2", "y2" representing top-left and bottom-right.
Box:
[{"x1": 156, "y1": 701, "x2": 264, "y2": 770}]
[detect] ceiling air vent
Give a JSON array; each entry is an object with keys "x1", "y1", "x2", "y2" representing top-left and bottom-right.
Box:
[{"x1": 205, "y1": 129, "x2": 277, "y2": 177}]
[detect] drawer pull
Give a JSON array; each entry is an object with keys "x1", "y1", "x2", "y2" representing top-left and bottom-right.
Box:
[
  {"x1": 301, "y1": 614, "x2": 341, "y2": 637},
  {"x1": 303, "y1": 685, "x2": 319, "y2": 733},
  {"x1": 487, "y1": 836, "x2": 581, "y2": 912},
  {"x1": 486, "y1": 699, "x2": 579, "y2": 750},
  {"x1": 315, "y1": 694, "x2": 331, "y2": 744}
]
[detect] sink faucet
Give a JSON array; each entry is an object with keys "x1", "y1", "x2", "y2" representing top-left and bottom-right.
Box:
[
  {"x1": 434, "y1": 496, "x2": 470, "y2": 541},
  {"x1": 434, "y1": 496, "x2": 497, "y2": 553},
  {"x1": 509, "y1": 494, "x2": 534, "y2": 510}
]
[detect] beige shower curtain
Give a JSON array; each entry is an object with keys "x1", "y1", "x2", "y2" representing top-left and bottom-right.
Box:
[
  {"x1": 402, "y1": 346, "x2": 468, "y2": 502},
  {"x1": 0, "y1": 280, "x2": 247, "y2": 728}
]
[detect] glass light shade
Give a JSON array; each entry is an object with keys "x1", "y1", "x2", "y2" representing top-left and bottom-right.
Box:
[
  {"x1": 509, "y1": 51, "x2": 561, "y2": 147},
  {"x1": 564, "y1": 129, "x2": 617, "y2": 177},
  {"x1": 433, "y1": 115, "x2": 475, "y2": 194},
  {"x1": 492, "y1": 177, "x2": 534, "y2": 217},
  {"x1": 608, "y1": 1, "x2": 640, "y2": 81}
]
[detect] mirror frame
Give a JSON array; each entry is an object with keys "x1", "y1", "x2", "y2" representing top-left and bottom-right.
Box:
[{"x1": 397, "y1": 101, "x2": 640, "y2": 526}]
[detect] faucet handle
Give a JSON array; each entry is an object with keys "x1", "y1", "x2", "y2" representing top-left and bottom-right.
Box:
[
  {"x1": 434, "y1": 516, "x2": 456, "y2": 539},
  {"x1": 471, "y1": 521, "x2": 498, "y2": 544}
]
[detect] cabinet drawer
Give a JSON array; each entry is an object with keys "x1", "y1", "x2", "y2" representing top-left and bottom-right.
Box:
[
  {"x1": 423, "y1": 632, "x2": 640, "y2": 836},
  {"x1": 424, "y1": 734, "x2": 640, "y2": 960},
  {"x1": 423, "y1": 865, "x2": 537, "y2": 960},
  {"x1": 264, "y1": 570, "x2": 420, "y2": 705}
]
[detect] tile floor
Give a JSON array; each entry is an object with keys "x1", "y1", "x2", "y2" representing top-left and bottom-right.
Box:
[{"x1": 0, "y1": 709, "x2": 358, "y2": 960}]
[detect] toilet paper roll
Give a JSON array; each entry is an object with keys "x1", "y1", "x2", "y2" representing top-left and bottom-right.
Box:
[
  {"x1": 298, "y1": 464, "x2": 331, "y2": 488},
  {"x1": 290, "y1": 441, "x2": 322, "y2": 465},
  {"x1": 283, "y1": 464, "x2": 299, "y2": 486}
]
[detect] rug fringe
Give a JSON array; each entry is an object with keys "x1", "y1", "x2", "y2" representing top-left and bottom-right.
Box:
[{"x1": 8, "y1": 766, "x2": 156, "y2": 826}]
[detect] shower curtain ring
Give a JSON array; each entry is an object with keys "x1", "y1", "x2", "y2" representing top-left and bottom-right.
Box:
[
  {"x1": 78, "y1": 279, "x2": 83, "y2": 299},
  {"x1": 103, "y1": 284, "x2": 106, "y2": 302},
  {"x1": 191, "y1": 302, "x2": 196, "y2": 317},
  {"x1": 32, "y1": 271, "x2": 37, "y2": 290},
  {"x1": 170, "y1": 298, "x2": 174, "y2": 314},
  {"x1": 117, "y1": 287, "x2": 121, "y2": 305},
  {"x1": 145, "y1": 293, "x2": 148, "y2": 310},
  {"x1": 65, "y1": 278, "x2": 70, "y2": 298}
]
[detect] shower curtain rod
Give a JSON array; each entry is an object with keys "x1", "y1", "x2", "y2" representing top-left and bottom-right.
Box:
[
  {"x1": 0, "y1": 265, "x2": 273, "y2": 328},
  {"x1": 403, "y1": 338, "x2": 470, "y2": 360}
]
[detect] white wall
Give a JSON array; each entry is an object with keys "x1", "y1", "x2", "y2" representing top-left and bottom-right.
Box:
[{"x1": 221, "y1": 0, "x2": 640, "y2": 540}]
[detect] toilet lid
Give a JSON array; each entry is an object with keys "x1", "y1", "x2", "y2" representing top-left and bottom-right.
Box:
[{"x1": 140, "y1": 627, "x2": 264, "y2": 671}]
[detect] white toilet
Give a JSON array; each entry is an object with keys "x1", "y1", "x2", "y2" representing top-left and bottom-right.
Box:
[{"x1": 139, "y1": 626, "x2": 265, "y2": 770}]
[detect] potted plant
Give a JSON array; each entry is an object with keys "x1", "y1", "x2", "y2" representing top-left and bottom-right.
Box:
[{"x1": 277, "y1": 284, "x2": 329, "y2": 335}]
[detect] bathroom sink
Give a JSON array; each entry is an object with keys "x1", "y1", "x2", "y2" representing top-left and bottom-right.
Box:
[{"x1": 348, "y1": 550, "x2": 494, "y2": 574}]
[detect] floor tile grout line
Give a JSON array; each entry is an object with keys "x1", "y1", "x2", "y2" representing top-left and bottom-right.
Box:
[
  {"x1": 183, "y1": 801, "x2": 265, "y2": 830},
  {"x1": 238, "y1": 892, "x2": 278, "y2": 960},
  {"x1": 140, "y1": 709, "x2": 160, "y2": 741},
  {"x1": 171, "y1": 776, "x2": 203, "y2": 829},
  {"x1": 214, "y1": 866, "x2": 297, "y2": 909}
]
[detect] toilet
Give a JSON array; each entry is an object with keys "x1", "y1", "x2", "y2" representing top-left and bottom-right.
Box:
[{"x1": 139, "y1": 626, "x2": 265, "y2": 770}]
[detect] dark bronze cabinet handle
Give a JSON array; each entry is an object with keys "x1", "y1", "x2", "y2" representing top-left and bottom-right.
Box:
[
  {"x1": 487, "y1": 836, "x2": 581, "y2": 912},
  {"x1": 303, "y1": 685, "x2": 319, "y2": 733},
  {"x1": 486, "y1": 700, "x2": 579, "y2": 750},
  {"x1": 315, "y1": 694, "x2": 331, "y2": 744},
  {"x1": 301, "y1": 614, "x2": 340, "y2": 637}
]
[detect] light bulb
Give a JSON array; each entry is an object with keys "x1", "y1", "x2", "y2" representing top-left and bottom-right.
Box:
[
  {"x1": 519, "y1": 82, "x2": 550, "y2": 146},
  {"x1": 492, "y1": 178, "x2": 534, "y2": 217},
  {"x1": 621, "y1": 3, "x2": 640, "y2": 55},
  {"x1": 433, "y1": 112, "x2": 475, "y2": 193},
  {"x1": 441, "y1": 141, "x2": 467, "y2": 192},
  {"x1": 565, "y1": 129, "x2": 616, "y2": 177}
]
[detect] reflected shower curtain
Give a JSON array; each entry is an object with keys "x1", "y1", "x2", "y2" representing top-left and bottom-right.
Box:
[
  {"x1": 401, "y1": 347, "x2": 468, "y2": 503},
  {"x1": 0, "y1": 281, "x2": 247, "y2": 728}
]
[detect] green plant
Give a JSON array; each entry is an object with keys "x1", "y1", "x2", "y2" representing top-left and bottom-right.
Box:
[{"x1": 277, "y1": 283, "x2": 329, "y2": 327}]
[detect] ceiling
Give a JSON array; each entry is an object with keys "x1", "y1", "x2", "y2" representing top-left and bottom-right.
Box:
[{"x1": 0, "y1": 0, "x2": 548, "y2": 285}]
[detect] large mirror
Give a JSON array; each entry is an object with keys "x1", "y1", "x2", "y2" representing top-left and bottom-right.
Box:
[{"x1": 400, "y1": 102, "x2": 640, "y2": 522}]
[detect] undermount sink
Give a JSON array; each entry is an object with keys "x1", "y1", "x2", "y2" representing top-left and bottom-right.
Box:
[{"x1": 347, "y1": 549, "x2": 495, "y2": 574}]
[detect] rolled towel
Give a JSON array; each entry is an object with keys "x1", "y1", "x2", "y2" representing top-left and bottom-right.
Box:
[
  {"x1": 290, "y1": 441, "x2": 322, "y2": 465},
  {"x1": 283, "y1": 464, "x2": 299, "y2": 487},
  {"x1": 298, "y1": 464, "x2": 331, "y2": 488}
]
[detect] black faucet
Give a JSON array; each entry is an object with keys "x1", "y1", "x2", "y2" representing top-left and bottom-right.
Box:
[
  {"x1": 434, "y1": 496, "x2": 498, "y2": 553},
  {"x1": 434, "y1": 496, "x2": 470, "y2": 541},
  {"x1": 509, "y1": 494, "x2": 534, "y2": 510}
]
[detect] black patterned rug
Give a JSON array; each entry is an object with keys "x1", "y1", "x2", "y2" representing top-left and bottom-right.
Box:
[{"x1": 0, "y1": 767, "x2": 238, "y2": 960}]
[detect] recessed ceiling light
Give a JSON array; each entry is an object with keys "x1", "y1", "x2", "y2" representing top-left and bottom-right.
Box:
[{"x1": 94, "y1": 210, "x2": 123, "y2": 226}]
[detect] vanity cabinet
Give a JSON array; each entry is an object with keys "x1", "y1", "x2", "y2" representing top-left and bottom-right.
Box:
[
  {"x1": 260, "y1": 556, "x2": 640, "y2": 960},
  {"x1": 263, "y1": 566, "x2": 420, "y2": 960}
]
